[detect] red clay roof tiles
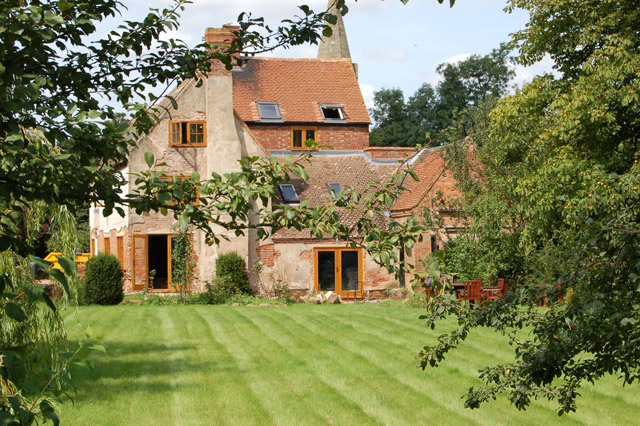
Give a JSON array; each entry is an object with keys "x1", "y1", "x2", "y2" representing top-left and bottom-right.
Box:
[
  {"x1": 391, "y1": 147, "x2": 461, "y2": 213},
  {"x1": 273, "y1": 154, "x2": 397, "y2": 239},
  {"x1": 233, "y1": 57, "x2": 370, "y2": 124}
]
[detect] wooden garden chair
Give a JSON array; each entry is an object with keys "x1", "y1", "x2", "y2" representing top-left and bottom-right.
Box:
[{"x1": 458, "y1": 279, "x2": 483, "y2": 306}]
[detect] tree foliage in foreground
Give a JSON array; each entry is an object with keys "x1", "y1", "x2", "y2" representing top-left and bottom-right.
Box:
[
  {"x1": 369, "y1": 45, "x2": 514, "y2": 147},
  {"x1": 420, "y1": 0, "x2": 640, "y2": 415}
]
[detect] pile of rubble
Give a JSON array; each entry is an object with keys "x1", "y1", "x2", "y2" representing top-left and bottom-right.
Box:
[{"x1": 302, "y1": 291, "x2": 341, "y2": 304}]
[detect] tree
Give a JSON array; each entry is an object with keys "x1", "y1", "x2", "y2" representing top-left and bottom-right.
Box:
[
  {"x1": 1, "y1": 0, "x2": 453, "y2": 422},
  {"x1": 420, "y1": 0, "x2": 640, "y2": 415},
  {"x1": 435, "y1": 44, "x2": 514, "y2": 129},
  {"x1": 369, "y1": 46, "x2": 514, "y2": 147}
]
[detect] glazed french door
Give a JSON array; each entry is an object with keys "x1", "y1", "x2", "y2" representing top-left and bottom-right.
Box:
[{"x1": 314, "y1": 248, "x2": 363, "y2": 298}]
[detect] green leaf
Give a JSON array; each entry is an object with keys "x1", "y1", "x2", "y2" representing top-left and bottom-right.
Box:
[
  {"x1": 42, "y1": 292, "x2": 57, "y2": 312},
  {"x1": 89, "y1": 344, "x2": 106, "y2": 354},
  {"x1": 4, "y1": 303, "x2": 26, "y2": 322},
  {"x1": 23, "y1": 282, "x2": 44, "y2": 304},
  {"x1": 48, "y1": 269, "x2": 70, "y2": 297},
  {"x1": 34, "y1": 257, "x2": 53, "y2": 272},
  {"x1": 43, "y1": 10, "x2": 64, "y2": 26},
  {"x1": 158, "y1": 192, "x2": 172, "y2": 205},
  {"x1": 57, "y1": 256, "x2": 77, "y2": 276},
  {"x1": 144, "y1": 152, "x2": 155, "y2": 169},
  {"x1": 167, "y1": 95, "x2": 178, "y2": 110}
]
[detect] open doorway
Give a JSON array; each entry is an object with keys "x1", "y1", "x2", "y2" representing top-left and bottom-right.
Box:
[{"x1": 148, "y1": 235, "x2": 170, "y2": 289}]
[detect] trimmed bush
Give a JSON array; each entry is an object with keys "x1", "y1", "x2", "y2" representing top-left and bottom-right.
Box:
[
  {"x1": 215, "y1": 251, "x2": 250, "y2": 293},
  {"x1": 83, "y1": 253, "x2": 124, "y2": 305},
  {"x1": 205, "y1": 276, "x2": 236, "y2": 305}
]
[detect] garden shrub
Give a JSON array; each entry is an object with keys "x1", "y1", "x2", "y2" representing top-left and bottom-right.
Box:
[
  {"x1": 205, "y1": 275, "x2": 236, "y2": 304},
  {"x1": 83, "y1": 253, "x2": 124, "y2": 305},
  {"x1": 215, "y1": 251, "x2": 250, "y2": 293}
]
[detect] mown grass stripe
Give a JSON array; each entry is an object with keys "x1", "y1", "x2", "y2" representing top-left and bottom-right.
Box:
[
  {"x1": 196, "y1": 307, "x2": 277, "y2": 425},
  {"x1": 231, "y1": 306, "x2": 384, "y2": 426},
  {"x1": 296, "y1": 307, "x2": 579, "y2": 426},
  {"x1": 275, "y1": 306, "x2": 476, "y2": 426}
]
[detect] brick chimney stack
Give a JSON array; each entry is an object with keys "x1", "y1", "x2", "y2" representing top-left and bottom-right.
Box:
[{"x1": 204, "y1": 24, "x2": 240, "y2": 49}]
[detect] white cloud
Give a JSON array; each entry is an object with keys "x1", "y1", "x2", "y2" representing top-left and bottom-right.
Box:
[
  {"x1": 159, "y1": 30, "x2": 193, "y2": 44},
  {"x1": 440, "y1": 53, "x2": 471, "y2": 65},
  {"x1": 359, "y1": 83, "x2": 375, "y2": 110},
  {"x1": 512, "y1": 55, "x2": 557, "y2": 88}
]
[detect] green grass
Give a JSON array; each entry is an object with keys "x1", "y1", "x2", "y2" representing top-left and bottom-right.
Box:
[{"x1": 60, "y1": 304, "x2": 640, "y2": 425}]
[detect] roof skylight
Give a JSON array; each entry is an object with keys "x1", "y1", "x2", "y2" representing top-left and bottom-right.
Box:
[
  {"x1": 278, "y1": 184, "x2": 299, "y2": 204},
  {"x1": 257, "y1": 102, "x2": 282, "y2": 120}
]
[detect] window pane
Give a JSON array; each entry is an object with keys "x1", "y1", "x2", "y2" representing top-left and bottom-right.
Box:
[
  {"x1": 318, "y1": 251, "x2": 336, "y2": 292},
  {"x1": 171, "y1": 123, "x2": 181, "y2": 144},
  {"x1": 257, "y1": 102, "x2": 281, "y2": 119},
  {"x1": 341, "y1": 251, "x2": 359, "y2": 291},
  {"x1": 189, "y1": 123, "x2": 204, "y2": 144},
  {"x1": 292, "y1": 130, "x2": 302, "y2": 148},
  {"x1": 278, "y1": 184, "x2": 299, "y2": 203},
  {"x1": 305, "y1": 130, "x2": 316, "y2": 141},
  {"x1": 327, "y1": 183, "x2": 342, "y2": 197}
]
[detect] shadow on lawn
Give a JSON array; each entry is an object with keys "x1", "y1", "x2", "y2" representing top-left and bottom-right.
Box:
[{"x1": 67, "y1": 340, "x2": 228, "y2": 403}]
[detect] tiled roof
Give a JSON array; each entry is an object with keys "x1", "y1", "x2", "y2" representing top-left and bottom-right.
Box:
[
  {"x1": 391, "y1": 147, "x2": 460, "y2": 213},
  {"x1": 233, "y1": 57, "x2": 370, "y2": 124},
  {"x1": 272, "y1": 154, "x2": 397, "y2": 240}
]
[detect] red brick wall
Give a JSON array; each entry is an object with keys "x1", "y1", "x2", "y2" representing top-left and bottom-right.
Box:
[
  {"x1": 247, "y1": 123, "x2": 369, "y2": 152},
  {"x1": 256, "y1": 244, "x2": 280, "y2": 267}
]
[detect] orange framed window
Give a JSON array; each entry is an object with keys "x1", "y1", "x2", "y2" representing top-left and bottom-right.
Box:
[
  {"x1": 104, "y1": 237, "x2": 111, "y2": 255},
  {"x1": 116, "y1": 236, "x2": 124, "y2": 266},
  {"x1": 291, "y1": 127, "x2": 316, "y2": 150},
  {"x1": 169, "y1": 121, "x2": 206, "y2": 147}
]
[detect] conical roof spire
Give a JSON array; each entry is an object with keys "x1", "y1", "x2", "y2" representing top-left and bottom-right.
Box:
[{"x1": 317, "y1": 1, "x2": 351, "y2": 59}]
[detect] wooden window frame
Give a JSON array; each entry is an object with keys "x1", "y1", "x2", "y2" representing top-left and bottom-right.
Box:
[
  {"x1": 116, "y1": 236, "x2": 124, "y2": 267},
  {"x1": 169, "y1": 120, "x2": 207, "y2": 147},
  {"x1": 290, "y1": 127, "x2": 317, "y2": 150},
  {"x1": 313, "y1": 247, "x2": 363, "y2": 299}
]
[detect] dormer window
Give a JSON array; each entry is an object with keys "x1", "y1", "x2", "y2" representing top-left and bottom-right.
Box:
[
  {"x1": 257, "y1": 102, "x2": 282, "y2": 121},
  {"x1": 278, "y1": 184, "x2": 299, "y2": 204},
  {"x1": 319, "y1": 103, "x2": 345, "y2": 122},
  {"x1": 327, "y1": 183, "x2": 342, "y2": 197}
]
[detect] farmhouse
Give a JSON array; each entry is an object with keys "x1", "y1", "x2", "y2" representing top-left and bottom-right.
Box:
[{"x1": 90, "y1": 8, "x2": 458, "y2": 299}]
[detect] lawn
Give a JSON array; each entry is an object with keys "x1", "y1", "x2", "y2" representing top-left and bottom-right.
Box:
[{"x1": 60, "y1": 303, "x2": 640, "y2": 425}]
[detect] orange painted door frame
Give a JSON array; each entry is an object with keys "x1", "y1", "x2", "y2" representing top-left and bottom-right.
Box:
[{"x1": 313, "y1": 247, "x2": 363, "y2": 299}]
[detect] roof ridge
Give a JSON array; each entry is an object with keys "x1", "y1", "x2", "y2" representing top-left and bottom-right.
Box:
[{"x1": 240, "y1": 56, "x2": 352, "y2": 63}]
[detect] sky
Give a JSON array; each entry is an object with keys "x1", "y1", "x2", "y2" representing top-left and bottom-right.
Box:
[{"x1": 107, "y1": 0, "x2": 554, "y2": 109}]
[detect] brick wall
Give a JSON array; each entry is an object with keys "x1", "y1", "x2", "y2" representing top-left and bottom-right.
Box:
[
  {"x1": 256, "y1": 244, "x2": 280, "y2": 267},
  {"x1": 247, "y1": 123, "x2": 369, "y2": 152},
  {"x1": 364, "y1": 147, "x2": 417, "y2": 160}
]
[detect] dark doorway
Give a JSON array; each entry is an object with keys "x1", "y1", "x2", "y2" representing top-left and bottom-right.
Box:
[{"x1": 148, "y1": 235, "x2": 169, "y2": 289}]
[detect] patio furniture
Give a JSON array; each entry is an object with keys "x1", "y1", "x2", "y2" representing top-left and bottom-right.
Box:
[
  {"x1": 483, "y1": 278, "x2": 509, "y2": 301},
  {"x1": 458, "y1": 279, "x2": 483, "y2": 305}
]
